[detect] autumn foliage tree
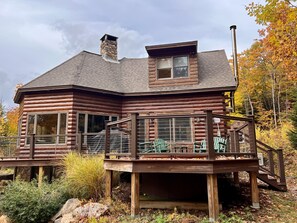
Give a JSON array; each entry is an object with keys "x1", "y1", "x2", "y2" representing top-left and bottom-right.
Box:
[
  {"x1": 0, "y1": 102, "x2": 19, "y2": 136},
  {"x1": 236, "y1": 0, "x2": 297, "y2": 128}
]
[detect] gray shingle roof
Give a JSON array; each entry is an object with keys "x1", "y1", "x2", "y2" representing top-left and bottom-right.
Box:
[{"x1": 16, "y1": 50, "x2": 236, "y2": 101}]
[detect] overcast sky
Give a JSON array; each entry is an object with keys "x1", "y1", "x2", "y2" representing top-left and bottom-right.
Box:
[{"x1": 0, "y1": 0, "x2": 263, "y2": 108}]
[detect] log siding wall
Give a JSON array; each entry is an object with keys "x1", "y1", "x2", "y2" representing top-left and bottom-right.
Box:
[
  {"x1": 19, "y1": 92, "x2": 74, "y2": 158},
  {"x1": 18, "y1": 91, "x2": 122, "y2": 158},
  {"x1": 148, "y1": 54, "x2": 198, "y2": 88},
  {"x1": 122, "y1": 92, "x2": 226, "y2": 142},
  {"x1": 18, "y1": 90, "x2": 227, "y2": 157}
]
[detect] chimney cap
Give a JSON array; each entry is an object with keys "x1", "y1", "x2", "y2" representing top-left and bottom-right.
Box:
[
  {"x1": 100, "y1": 34, "x2": 118, "y2": 41},
  {"x1": 230, "y1": 25, "x2": 237, "y2": 30}
]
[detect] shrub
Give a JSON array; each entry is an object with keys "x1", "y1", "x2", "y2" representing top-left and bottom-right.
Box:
[
  {"x1": 63, "y1": 152, "x2": 105, "y2": 200},
  {"x1": 0, "y1": 179, "x2": 69, "y2": 223}
]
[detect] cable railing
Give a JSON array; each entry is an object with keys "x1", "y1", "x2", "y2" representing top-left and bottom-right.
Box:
[{"x1": 104, "y1": 111, "x2": 258, "y2": 161}]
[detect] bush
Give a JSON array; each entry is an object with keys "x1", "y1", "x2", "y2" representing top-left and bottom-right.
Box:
[
  {"x1": 63, "y1": 153, "x2": 105, "y2": 200},
  {"x1": 0, "y1": 179, "x2": 69, "y2": 223}
]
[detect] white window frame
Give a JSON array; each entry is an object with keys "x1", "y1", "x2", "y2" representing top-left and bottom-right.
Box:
[
  {"x1": 157, "y1": 55, "x2": 189, "y2": 79},
  {"x1": 25, "y1": 112, "x2": 68, "y2": 146}
]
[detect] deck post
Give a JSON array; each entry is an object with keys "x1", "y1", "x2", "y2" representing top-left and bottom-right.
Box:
[
  {"x1": 13, "y1": 167, "x2": 18, "y2": 181},
  {"x1": 247, "y1": 116, "x2": 257, "y2": 155},
  {"x1": 131, "y1": 113, "x2": 139, "y2": 160},
  {"x1": 249, "y1": 171, "x2": 260, "y2": 209},
  {"x1": 105, "y1": 170, "x2": 113, "y2": 202},
  {"x1": 205, "y1": 110, "x2": 215, "y2": 160},
  {"x1": 267, "y1": 149, "x2": 275, "y2": 175},
  {"x1": 233, "y1": 172, "x2": 240, "y2": 187},
  {"x1": 276, "y1": 149, "x2": 286, "y2": 185},
  {"x1": 131, "y1": 172, "x2": 140, "y2": 217},
  {"x1": 38, "y1": 166, "x2": 44, "y2": 188},
  {"x1": 105, "y1": 125, "x2": 111, "y2": 159},
  {"x1": 230, "y1": 129, "x2": 236, "y2": 152},
  {"x1": 77, "y1": 132, "x2": 83, "y2": 153},
  {"x1": 207, "y1": 174, "x2": 219, "y2": 222},
  {"x1": 29, "y1": 134, "x2": 35, "y2": 159},
  {"x1": 234, "y1": 129, "x2": 240, "y2": 152}
]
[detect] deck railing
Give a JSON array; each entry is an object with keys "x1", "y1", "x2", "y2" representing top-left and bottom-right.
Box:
[{"x1": 104, "y1": 111, "x2": 258, "y2": 161}]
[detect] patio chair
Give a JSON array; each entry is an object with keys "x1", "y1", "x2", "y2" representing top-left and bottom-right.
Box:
[
  {"x1": 194, "y1": 137, "x2": 227, "y2": 153},
  {"x1": 153, "y1": 138, "x2": 169, "y2": 153}
]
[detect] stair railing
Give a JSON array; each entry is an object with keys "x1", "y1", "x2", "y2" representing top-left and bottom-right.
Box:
[{"x1": 243, "y1": 133, "x2": 286, "y2": 186}]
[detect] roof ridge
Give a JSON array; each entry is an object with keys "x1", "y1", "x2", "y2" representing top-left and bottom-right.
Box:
[
  {"x1": 72, "y1": 52, "x2": 87, "y2": 85},
  {"x1": 21, "y1": 52, "x2": 85, "y2": 89}
]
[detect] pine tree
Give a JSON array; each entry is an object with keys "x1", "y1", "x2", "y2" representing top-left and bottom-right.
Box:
[{"x1": 288, "y1": 90, "x2": 297, "y2": 149}]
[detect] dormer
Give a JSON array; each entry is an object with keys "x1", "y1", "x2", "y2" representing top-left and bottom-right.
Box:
[{"x1": 145, "y1": 41, "x2": 198, "y2": 88}]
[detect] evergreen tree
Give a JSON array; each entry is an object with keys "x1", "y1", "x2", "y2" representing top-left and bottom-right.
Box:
[{"x1": 288, "y1": 89, "x2": 297, "y2": 149}]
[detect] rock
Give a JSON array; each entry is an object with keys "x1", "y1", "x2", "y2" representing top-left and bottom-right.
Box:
[
  {"x1": 60, "y1": 213, "x2": 76, "y2": 223},
  {"x1": 51, "y1": 198, "x2": 81, "y2": 221},
  {"x1": 0, "y1": 215, "x2": 11, "y2": 223},
  {"x1": 73, "y1": 202, "x2": 109, "y2": 218}
]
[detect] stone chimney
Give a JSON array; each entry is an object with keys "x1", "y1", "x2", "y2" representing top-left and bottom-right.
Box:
[{"x1": 100, "y1": 34, "x2": 118, "y2": 61}]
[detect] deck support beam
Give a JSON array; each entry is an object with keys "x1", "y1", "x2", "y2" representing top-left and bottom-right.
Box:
[
  {"x1": 233, "y1": 172, "x2": 240, "y2": 187},
  {"x1": 38, "y1": 166, "x2": 44, "y2": 188},
  {"x1": 131, "y1": 172, "x2": 140, "y2": 217},
  {"x1": 105, "y1": 170, "x2": 113, "y2": 202},
  {"x1": 249, "y1": 171, "x2": 260, "y2": 209},
  {"x1": 207, "y1": 174, "x2": 219, "y2": 222}
]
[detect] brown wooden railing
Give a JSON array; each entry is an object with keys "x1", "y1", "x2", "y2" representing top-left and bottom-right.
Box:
[
  {"x1": 243, "y1": 133, "x2": 286, "y2": 186},
  {"x1": 104, "y1": 111, "x2": 258, "y2": 161}
]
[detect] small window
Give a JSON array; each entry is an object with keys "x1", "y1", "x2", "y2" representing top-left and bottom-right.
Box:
[
  {"x1": 173, "y1": 56, "x2": 188, "y2": 78},
  {"x1": 157, "y1": 56, "x2": 188, "y2": 79},
  {"x1": 157, "y1": 58, "x2": 171, "y2": 79}
]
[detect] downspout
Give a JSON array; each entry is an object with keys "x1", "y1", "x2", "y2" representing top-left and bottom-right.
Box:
[{"x1": 230, "y1": 25, "x2": 239, "y2": 112}]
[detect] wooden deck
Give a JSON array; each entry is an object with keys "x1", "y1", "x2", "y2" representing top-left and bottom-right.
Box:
[
  {"x1": 0, "y1": 111, "x2": 286, "y2": 222},
  {"x1": 104, "y1": 158, "x2": 259, "y2": 174},
  {"x1": 103, "y1": 111, "x2": 286, "y2": 222}
]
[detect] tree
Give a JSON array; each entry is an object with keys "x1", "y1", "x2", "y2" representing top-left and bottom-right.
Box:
[
  {"x1": 288, "y1": 89, "x2": 297, "y2": 149},
  {"x1": 6, "y1": 107, "x2": 19, "y2": 136},
  {"x1": 0, "y1": 102, "x2": 7, "y2": 136},
  {"x1": 246, "y1": 0, "x2": 297, "y2": 82}
]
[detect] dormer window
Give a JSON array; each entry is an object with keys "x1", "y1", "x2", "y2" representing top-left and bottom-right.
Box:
[{"x1": 157, "y1": 56, "x2": 188, "y2": 79}]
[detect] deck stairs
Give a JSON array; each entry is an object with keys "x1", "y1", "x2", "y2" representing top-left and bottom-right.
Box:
[
  {"x1": 255, "y1": 139, "x2": 287, "y2": 192},
  {"x1": 257, "y1": 169, "x2": 287, "y2": 191},
  {"x1": 241, "y1": 132, "x2": 287, "y2": 192}
]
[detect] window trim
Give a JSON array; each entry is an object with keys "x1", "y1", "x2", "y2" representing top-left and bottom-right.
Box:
[
  {"x1": 157, "y1": 55, "x2": 189, "y2": 80},
  {"x1": 25, "y1": 112, "x2": 68, "y2": 146}
]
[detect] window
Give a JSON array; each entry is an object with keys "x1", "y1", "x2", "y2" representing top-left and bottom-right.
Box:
[
  {"x1": 78, "y1": 113, "x2": 118, "y2": 145},
  {"x1": 26, "y1": 113, "x2": 67, "y2": 144},
  {"x1": 157, "y1": 117, "x2": 191, "y2": 142},
  {"x1": 157, "y1": 56, "x2": 188, "y2": 79},
  {"x1": 77, "y1": 113, "x2": 118, "y2": 134}
]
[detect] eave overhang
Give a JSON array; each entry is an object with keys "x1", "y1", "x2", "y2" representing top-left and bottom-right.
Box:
[
  {"x1": 145, "y1": 41, "x2": 198, "y2": 57},
  {"x1": 14, "y1": 84, "x2": 237, "y2": 104}
]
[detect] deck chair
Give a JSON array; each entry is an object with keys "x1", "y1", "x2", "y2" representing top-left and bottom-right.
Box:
[
  {"x1": 194, "y1": 140, "x2": 206, "y2": 153},
  {"x1": 214, "y1": 136, "x2": 227, "y2": 153},
  {"x1": 194, "y1": 137, "x2": 227, "y2": 153},
  {"x1": 153, "y1": 138, "x2": 169, "y2": 153}
]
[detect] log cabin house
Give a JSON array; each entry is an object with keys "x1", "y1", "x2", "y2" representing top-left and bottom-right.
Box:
[{"x1": 0, "y1": 26, "x2": 287, "y2": 222}]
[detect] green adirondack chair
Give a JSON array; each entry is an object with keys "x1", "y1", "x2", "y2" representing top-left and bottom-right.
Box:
[
  {"x1": 194, "y1": 137, "x2": 227, "y2": 153},
  {"x1": 153, "y1": 138, "x2": 169, "y2": 153}
]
